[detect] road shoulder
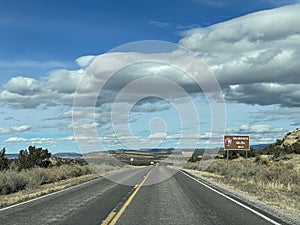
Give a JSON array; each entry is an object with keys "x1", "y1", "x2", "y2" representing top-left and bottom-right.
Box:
[{"x1": 181, "y1": 169, "x2": 300, "y2": 225}]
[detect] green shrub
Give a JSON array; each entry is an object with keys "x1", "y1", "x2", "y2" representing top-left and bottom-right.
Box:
[
  {"x1": 18, "y1": 146, "x2": 51, "y2": 170},
  {"x1": 0, "y1": 148, "x2": 9, "y2": 170}
]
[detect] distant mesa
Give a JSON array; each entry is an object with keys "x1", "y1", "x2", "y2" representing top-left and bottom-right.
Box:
[{"x1": 53, "y1": 152, "x2": 83, "y2": 159}]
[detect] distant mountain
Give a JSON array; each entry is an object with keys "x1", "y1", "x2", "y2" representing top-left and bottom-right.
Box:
[
  {"x1": 6, "y1": 154, "x2": 19, "y2": 159},
  {"x1": 146, "y1": 148, "x2": 174, "y2": 153},
  {"x1": 137, "y1": 148, "x2": 174, "y2": 153},
  {"x1": 53, "y1": 152, "x2": 83, "y2": 158}
]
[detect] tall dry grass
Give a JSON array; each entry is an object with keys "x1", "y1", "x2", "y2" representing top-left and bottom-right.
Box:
[
  {"x1": 184, "y1": 154, "x2": 300, "y2": 215},
  {"x1": 0, "y1": 165, "x2": 91, "y2": 195},
  {"x1": 0, "y1": 162, "x2": 129, "y2": 208}
]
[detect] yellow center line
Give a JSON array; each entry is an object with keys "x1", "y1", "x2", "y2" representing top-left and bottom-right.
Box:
[
  {"x1": 100, "y1": 169, "x2": 152, "y2": 225},
  {"x1": 101, "y1": 211, "x2": 116, "y2": 225}
]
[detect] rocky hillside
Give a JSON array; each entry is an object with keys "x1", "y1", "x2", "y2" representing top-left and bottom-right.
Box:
[
  {"x1": 280, "y1": 128, "x2": 300, "y2": 148},
  {"x1": 261, "y1": 128, "x2": 300, "y2": 156}
]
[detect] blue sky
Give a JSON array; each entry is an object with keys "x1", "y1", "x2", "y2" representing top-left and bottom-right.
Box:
[{"x1": 1, "y1": 0, "x2": 300, "y2": 153}]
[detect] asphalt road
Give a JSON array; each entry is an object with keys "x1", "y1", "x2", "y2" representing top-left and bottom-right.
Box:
[{"x1": 0, "y1": 166, "x2": 287, "y2": 225}]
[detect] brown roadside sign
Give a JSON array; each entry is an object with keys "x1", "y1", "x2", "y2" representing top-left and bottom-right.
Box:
[{"x1": 224, "y1": 135, "x2": 250, "y2": 150}]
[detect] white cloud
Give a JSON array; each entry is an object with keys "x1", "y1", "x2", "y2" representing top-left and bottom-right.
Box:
[
  {"x1": 190, "y1": 0, "x2": 227, "y2": 7},
  {"x1": 46, "y1": 69, "x2": 84, "y2": 94},
  {"x1": 1, "y1": 69, "x2": 84, "y2": 108},
  {"x1": 181, "y1": 4, "x2": 300, "y2": 49},
  {"x1": 0, "y1": 60, "x2": 68, "y2": 69},
  {"x1": 4, "y1": 5, "x2": 295, "y2": 110},
  {"x1": 253, "y1": 107, "x2": 300, "y2": 127},
  {"x1": 58, "y1": 136, "x2": 75, "y2": 142},
  {"x1": 227, "y1": 123, "x2": 285, "y2": 134},
  {"x1": 3, "y1": 76, "x2": 40, "y2": 95},
  {"x1": 225, "y1": 83, "x2": 300, "y2": 107},
  {"x1": 179, "y1": 4, "x2": 300, "y2": 107},
  {"x1": 0, "y1": 125, "x2": 31, "y2": 135},
  {"x1": 148, "y1": 20, "x2": 169, "y2": 28},
  {"x1": 4, "y1": 136, "x2": 76, "y2": 145},
  {"x1": 45, "y1": 111, "x2": 73, "y2": 121},
  {"x1": 258, "y1": 0, "x2": 300, "y2": 6},
  {"x1": 73, "y1": 50, "x2": 222, "y2": 109},
  {"x1": 0, "y1": 43, "x2": 218, "y2": 111},
  {"x1": 4, "y1": 137, "x2": 28, "y2": 143},
  {"x1": 2, "y1": 5, "x2": 300, "y2": 150},
  {"x1": 149, "y1": 132, "x2": 167, "y2": 139},
  {"x1": 75, "y1": 55, "x2": 95, "y2": 68},
  {"x1": 226, "y1": 123, "x2": 287, "y2": 144},
  {"x1": 132, "y1": 103, "x2": 171, "y2": 113}
]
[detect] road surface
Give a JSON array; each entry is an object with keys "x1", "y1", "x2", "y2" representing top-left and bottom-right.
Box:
[{"x1": 0, "y1": 166, "x2": 287, "y2": 225}]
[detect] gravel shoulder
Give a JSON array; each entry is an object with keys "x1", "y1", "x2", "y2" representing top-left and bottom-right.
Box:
[{"x1": 182, "y1": 169, "x2": 300, "y2": 225}]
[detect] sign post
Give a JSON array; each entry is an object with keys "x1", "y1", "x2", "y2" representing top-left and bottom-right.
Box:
[
  {"x1": 246, "y1": 149, "x2": 248, "y2": 179},
  {"x1": 224, "y1": 135, "x2": 250, "y2": 179},
  {"x1": 226, "y1": 149, "x2": 229, "y2": 177}
]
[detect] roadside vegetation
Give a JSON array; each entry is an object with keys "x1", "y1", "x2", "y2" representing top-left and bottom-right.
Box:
[
  {"x1": 0, "y1": 164, "x2": 92, "y2": 195},
  {"x1": 0, "y1": 146, "x2": 92, "y2": 195},
  {"x1": 0, "y1": 146, "x2": 124, "y2": 207},
  {"x1": 184, "y1": 140, "x2": 300, "y2": 216}
]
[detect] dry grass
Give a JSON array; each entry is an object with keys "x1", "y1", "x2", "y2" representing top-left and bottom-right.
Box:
[
  {"x1": 0, "y1": 163, "x2": 128, "y2": 208},
  {"x1": 0, "y1": 165, "x2": 92, "y2": 195},
  {"x1": 0, "y1": 173, "x2": 100, "y2": 208},
  {"x1": 183, "y1": 154, "x2": 300, "y2": 216}
]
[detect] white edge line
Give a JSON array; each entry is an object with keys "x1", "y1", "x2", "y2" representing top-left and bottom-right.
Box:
[
  {"x1": 180, "y1": 171, "x2": 282, "y2": 225},
  {"x1": 0, "y1": 176, "x2": 103, "y2": 212}
]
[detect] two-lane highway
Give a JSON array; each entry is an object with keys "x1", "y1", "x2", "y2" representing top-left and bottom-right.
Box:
[
  {"x1": 0, "y1": 167, "x2": 150, "y2": 225},
  {"x1": 114, "y1": 166, "x2": 283, "y2": 225},
  {"x1": 0, "y1": 166, "x2": 287, "y2": 225}
]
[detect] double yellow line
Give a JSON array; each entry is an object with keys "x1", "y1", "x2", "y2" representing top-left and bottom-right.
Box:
[{"x1": 101, "y1": 170, "x2": 152, "y2": 225}]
